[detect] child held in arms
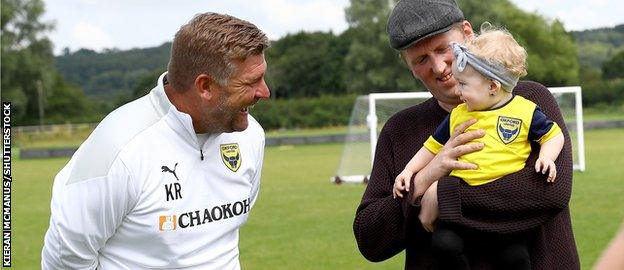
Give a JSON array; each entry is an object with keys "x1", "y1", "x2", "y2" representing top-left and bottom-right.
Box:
[{"x1": 393, "y1": 24, "x2": 565, "y2": 269}]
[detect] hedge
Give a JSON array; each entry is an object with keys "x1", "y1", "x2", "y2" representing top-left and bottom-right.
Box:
[{"x1": 251, "y1": 95, "x2": 357, "y2": 130}]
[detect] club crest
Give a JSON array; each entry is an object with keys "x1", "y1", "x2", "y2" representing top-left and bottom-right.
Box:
[
  {"x1": 497, "y1": 116, "x2": 522, "y2": 144},
  {"x1": 220, "y1": 143, "x2": 241, "y2": 172}
]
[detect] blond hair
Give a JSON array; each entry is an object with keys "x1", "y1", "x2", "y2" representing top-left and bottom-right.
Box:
[
  {"x1": 465, "y1": 24, "x2": 527, "y2": 78},
  {"x1": 167, "y1": 13, "x2": 269, "y2": 90}
]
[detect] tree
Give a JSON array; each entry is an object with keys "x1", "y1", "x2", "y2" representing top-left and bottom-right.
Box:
[
  {"x1": 2, "y1": 0, "x2": 94, "y2": 124},
  {"x1": 111, "y1": 69, "x2": 165, "y2": 108},
  {"x1": 1, "y1": 0, "x2": 55, "y2": 124},
  {"x1": 459, "y1": 0, "x2": 579, "y2": 86},
  {"x1": 343, "y1": 0, "x2": 421, "y2": 94},
  {"x1": 340, "y1": 0, "x2": 580, "y2": 94},
  {"x1": 602, "y1": 50, "x2": 624, "y2": 79},
  {"x1": 44, "y1": 74, "x2": 97, "y2": 123},
  {"x1": 265, "y1": 31, "x2": 349, "y2": 98},
  {"x1": 54, "y1": 43, "x2": 171, "y2": 99}
]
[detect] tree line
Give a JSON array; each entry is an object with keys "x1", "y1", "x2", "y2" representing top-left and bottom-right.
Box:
[{"x1": 2, "y1": 0, "x2": 623, "y2": 126}]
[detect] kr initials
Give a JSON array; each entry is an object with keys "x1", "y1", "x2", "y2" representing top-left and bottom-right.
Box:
[{"x1": 165, "y1": 182, "x2": 182, "y2": 201}]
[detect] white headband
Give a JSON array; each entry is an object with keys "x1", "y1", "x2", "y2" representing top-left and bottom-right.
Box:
[{"x1": 450, "y1": 42, "x2": 519, "y2": 92}]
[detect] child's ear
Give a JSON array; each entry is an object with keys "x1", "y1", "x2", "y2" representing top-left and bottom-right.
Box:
[{"x1": 489, "y1": 80, "x2": 502, "y2": 95}]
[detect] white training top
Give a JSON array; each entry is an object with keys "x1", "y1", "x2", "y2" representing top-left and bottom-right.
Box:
[{"x1": 41, "y1": 72, "x2": 265, "y2": 270}]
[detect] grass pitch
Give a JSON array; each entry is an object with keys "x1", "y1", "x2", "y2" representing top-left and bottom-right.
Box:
[{"x1": 10, "y1": 128, "x2": 624, "y2": 269}]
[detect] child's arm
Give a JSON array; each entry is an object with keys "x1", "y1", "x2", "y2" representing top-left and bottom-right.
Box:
[
  {"x1": 393, "y1": 147, "x2": 435, "y2": 198},
  {"x1": 535, "y1": 133, "x2": 564, "y2": 182}
]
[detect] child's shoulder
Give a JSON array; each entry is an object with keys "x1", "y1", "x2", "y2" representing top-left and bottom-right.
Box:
[
  {"x1": 450, "y1": 103, "x2": 469, "y2": 114},
  {"x1": 511, "y1": 95, "x2": 538, "y2": 107}
]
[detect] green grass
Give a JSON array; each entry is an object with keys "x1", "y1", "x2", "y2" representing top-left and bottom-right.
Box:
[
  {"x1": 569, "y1": 128, "x2": 624, "y2": 269},
  {"x1": 265, "y1": 126, "x2": 350, "y2": 137},
  {"x1": 9, "y1": 128, "x2": 624, "y2": 269},
  {"x1": 239, "y1": 144, "x2": 403, "y2": 269},
  {"x1": 11, "y1": 157, "x2": 69, "y2": 268},
  {"x1": 582, "y1": 104, "x2": 624, "y2": 121},
  {"x1": 14, "y1": 124, "x2": 94, "y2": 149}
]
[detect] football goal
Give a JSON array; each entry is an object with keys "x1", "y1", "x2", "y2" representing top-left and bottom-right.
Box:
[{"x1": 332, "y1": 86, "x2": 585, "y2": 184}]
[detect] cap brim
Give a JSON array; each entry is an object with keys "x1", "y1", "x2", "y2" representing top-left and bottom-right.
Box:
[{"x1": 396, "y1": 24, "x2": 455, "y2": 50}]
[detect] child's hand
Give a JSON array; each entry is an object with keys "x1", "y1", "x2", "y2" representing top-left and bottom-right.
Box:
[
  {"x1": 393, "y1": 170, "x2": 414, "y2": 199},
  {"x1": 535, "y1": 157, "x2": 557, "y2": 182}
]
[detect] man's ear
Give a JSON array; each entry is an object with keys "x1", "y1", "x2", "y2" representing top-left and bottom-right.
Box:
[
  {"x1": 194, "y1": 74, "x2": 218, "y2": 100},
  {"x1": 461, "y1": 20, "x2": 474, "y2": 39}
]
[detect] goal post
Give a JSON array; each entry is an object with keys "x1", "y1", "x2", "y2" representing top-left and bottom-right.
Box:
[
  {"x1": 332, "y1": 86, "x2": 585, "y2": 184},
  {"x1": 549, "y1": 86, "x2": 586, "y2": 172}
]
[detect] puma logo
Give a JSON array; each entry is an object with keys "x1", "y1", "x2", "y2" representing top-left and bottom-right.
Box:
[{"x1": 161, "y1": 163, "x2": 179, "y2": 181}]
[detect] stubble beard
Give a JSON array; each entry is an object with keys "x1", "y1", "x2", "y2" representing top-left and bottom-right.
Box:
[{"x1": 214, "y1": 94, "x2": 247, "y2": 133}]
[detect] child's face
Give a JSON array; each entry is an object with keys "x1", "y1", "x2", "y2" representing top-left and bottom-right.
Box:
[{"x1": 451, "y1": 63, "x2": 493, "y2": 111}]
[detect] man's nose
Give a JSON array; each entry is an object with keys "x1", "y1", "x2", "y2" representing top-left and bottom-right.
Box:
[
  {"x1": 255, "y1": 79, "x2": 270, "y2": 99},
  {"x1": 431, "y1": 55, "x2": 447, "y2": 75}
]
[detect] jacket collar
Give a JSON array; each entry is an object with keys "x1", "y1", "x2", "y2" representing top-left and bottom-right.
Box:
[
  {"x1": 165, "y1": 105, "x2": 203, "y2": 148},
  {"x1": 148, "y1": 72, "x2": 200, "y2": 147},
  {"x1": 149, "y1": 72, "x2": 174, "y2": 117}
]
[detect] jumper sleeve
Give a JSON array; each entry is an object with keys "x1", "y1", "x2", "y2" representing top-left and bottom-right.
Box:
[
  {"x1": 353, "y1": 125, "x2": 410, "y2": 262},
  {"x1": 437, "y1": 81, "x2": 573, "y2": 234},
  {"x1": 42, "y1": 157, "x2": 140, "y2": 269},
  {"x1": 249, "y1": 134, "x2": 265, "y2": 209}
]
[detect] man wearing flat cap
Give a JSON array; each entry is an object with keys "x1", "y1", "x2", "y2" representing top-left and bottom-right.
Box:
[{"x1": 353, "y1": 0, "x2": 580, "y2": 269}]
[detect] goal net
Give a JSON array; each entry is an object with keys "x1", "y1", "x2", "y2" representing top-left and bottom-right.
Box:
[{"x1": 332, "y1": 87, "x2": 585, "y2": 184}]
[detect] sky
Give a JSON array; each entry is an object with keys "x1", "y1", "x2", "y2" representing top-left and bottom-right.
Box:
[{"x1": 41, "y1": 0, "x2": 624, "y2": 55}]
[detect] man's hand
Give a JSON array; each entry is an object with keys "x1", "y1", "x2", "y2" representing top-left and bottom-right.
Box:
[
  {"x1": 431, "y1": 118, "x2": 485, "y2": 174},
  {"x1": 419, "y1": 181, "x2": 438, "y2": 232},
  {"x1": 411, "y1": 118, "x2": 485, "y2": 203}
]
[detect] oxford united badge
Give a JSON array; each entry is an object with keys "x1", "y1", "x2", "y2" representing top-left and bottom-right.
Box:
[
  {"x1": 220, "y1": 143, "x2": 241, "y2": 172},
  {"x1": 497, "y1": 116, "x2": 522, "y2": 144}
]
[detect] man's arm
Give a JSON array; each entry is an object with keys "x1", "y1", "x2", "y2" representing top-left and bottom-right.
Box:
[
  {"x1": 353, "y1": 128, "x2": 409, "y2": 262},
  {"x1": 354, "y1": 117, "x2": 485, "y2": 261},
  {"x1": 42, "y1": 157, "x2": 139, "y2": 269},
  {"x1": 410, "y1": 119, "x2": 485, "y2": 200},
  {"x1": 249, "y1": 138, "x2": 265, "y2": 209},
  {"x1": 594, "y1": 220, "x2": 624, "y2": 270},
  {"x1": 436, "y1": 81, "x2": 573, "y2": 234}
]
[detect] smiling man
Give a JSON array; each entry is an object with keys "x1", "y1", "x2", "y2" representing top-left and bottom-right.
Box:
[
  {"x1": 42, "y1": 13, "x2": 270, "y2": 269},
  {"x1": 353, "y1": 0, "x2": 578, "y2": 269}
]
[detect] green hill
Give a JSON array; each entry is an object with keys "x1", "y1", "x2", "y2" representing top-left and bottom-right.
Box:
[
  {"x1": 53, "y1": 23, "x2": 622, "y2": 105},
  {"x1": 572, "y1": 24, "x2": 624, "y2": 70},
  {"x1": 54, "y1": 43, "x2": 170, "y2": 98}
]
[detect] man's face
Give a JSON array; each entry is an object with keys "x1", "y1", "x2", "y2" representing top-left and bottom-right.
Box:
[
  {"x1": 402, "y1": 28, "x2": 469, "y2": 107},
  {"x1": 208, "y1": 53, "x2": 270, "y2": 133}
]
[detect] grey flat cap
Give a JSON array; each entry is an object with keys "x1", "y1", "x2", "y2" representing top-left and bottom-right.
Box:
[{"x1": 387, "y1": 0, "x2": 464, "y2": 50}]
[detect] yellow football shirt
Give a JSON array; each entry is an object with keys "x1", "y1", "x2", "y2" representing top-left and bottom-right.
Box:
[{"x1": 424, "y1": 96, "x2": 562, "y2": 186}]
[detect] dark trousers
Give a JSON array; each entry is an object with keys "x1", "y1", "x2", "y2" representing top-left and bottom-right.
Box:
[{"x1": 431, "y1": 223, "x2": 531, "y2": 270}]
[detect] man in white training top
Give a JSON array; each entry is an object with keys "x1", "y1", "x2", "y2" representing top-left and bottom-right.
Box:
[{"x1": 41, "y1": 12, "x2": 270, "y2": 269}]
